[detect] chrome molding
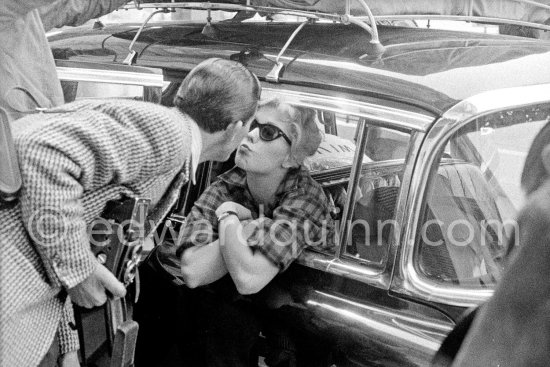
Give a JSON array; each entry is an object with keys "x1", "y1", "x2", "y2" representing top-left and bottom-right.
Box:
[
  {"x1": 307, "y1": 291, "x2": 451, "y2": 355},
  {"x1": 398, "y1": 84, "x2": 550, "y2": 307},
  {"x1": 56, "y1": 66, "x2": 165, "y2": 87},
  {"x1": 376, "y1": 14, "x2": 550, "y2": 32},
  {"x1": 309, "y1": 257, "x2": 390, "y2": 289},
  {"x1": 389, "y1": 130, "x2": 426, "y2": 279},
  {"x1": 336, "y1": 118, "x2": 367, "y2": 258},
  {"x1": 263, "y1": 88, "x2": 434, "y2": 131}
]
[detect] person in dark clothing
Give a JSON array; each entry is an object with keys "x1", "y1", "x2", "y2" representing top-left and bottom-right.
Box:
[{"x1": 452, "y1": 120, "x2": 550, "y2": 366}]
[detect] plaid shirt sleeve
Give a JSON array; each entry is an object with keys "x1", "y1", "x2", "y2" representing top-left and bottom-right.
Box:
[
  {"x1": 175, "y1": 180, "x2": 230, "y2": 255},
  {"x1": 15, "y1": 100, "x2": 189, "y2": 288},
  {"x1": 248, "y1": 177, "x2": 334, "y2": 272}
]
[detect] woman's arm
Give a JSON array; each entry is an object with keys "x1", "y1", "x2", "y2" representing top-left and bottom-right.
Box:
[
  {"x1": 180, "y1": 240, "x2": 228, "y2": 288},
  {"x1": 218, "y1": 216, "x2": 279, "y2": 295},
  {"x1": 216, "y1": 186, "x2": 332, "y2": 295}
]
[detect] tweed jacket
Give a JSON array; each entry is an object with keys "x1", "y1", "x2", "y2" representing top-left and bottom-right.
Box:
[
  {"x1": 0, "y1": 99, "x2": 192, "y2": 366},
  {"x1": 0, "y1": 0, "x2": 128, "y2": 121}
]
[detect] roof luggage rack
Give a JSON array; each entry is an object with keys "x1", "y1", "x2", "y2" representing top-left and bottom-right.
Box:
[
  {"x1": 121, "y1": 0, "x2": 550, "y2": 76},
  {"x1": 122, "y1": 0, "x2": 386, "y2": 71}
]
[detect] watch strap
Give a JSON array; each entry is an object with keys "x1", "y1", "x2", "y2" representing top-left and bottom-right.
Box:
[{"x1": 217, "y1": 210, "x2": 238, "y2": 223}]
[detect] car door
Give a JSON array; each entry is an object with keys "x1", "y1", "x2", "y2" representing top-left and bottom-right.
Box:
[{"x1": 54, "y1": 59, "x2": 165, "y2": 366}]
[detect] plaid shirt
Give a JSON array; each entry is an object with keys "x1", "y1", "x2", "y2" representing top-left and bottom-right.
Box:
[
  {"x1": 0, "y1": 99, "x2": 191, "y2": 366},
  {"x1": 164, "y1": 166, "x2": 335, "y2": 274}
]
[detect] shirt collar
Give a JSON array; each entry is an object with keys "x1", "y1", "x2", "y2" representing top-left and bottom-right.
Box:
[
  {"x1": 174, "y1": 108, "x2": 202, "y2": 185},
  {"x1": 219, "y1": 166, "x2": 304, "y2": 197}
]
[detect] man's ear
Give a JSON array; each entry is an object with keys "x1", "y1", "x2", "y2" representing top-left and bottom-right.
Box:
[{"x1": 541, "y1": 145, "x2": 550, "y2": 175}]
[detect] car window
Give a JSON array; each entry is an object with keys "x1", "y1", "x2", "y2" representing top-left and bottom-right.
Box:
[
  {"x1": 56, "y1": 61, "x2": 165, "y2": 104},
  {"x1": 416, "y1": 103, "x2": 550, "y2": 288},
  {"x1": 258, "y1": 93, "x2": 412, "y2": 271},
  {"x1": 343, "y1": 124, "x2": 409, "y2": 271},
  {"x1": 67, "y1": 81, "x2": 144, "y2": 100},
  {"x1": 62, "y1": 81, "x2": 162, "y2": 103}
]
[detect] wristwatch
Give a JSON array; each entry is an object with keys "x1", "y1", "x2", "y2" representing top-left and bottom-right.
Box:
[{"x1": 217, "y1": 210, "x2": 238, "y2": 223}]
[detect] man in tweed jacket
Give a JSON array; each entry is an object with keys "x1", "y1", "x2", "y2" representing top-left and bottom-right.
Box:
[{"x1": 0, "y1": 58, "x2": 261, "y2": 367}]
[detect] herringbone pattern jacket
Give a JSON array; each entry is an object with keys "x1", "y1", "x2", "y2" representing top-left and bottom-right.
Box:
[{"x1": 0, "y1": 99, "x2": 191, "y2": 366}]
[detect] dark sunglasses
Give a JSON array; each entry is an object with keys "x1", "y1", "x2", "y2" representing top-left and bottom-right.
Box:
[{"x1": 250, "y1": 120, "x2": 291, "y2": 145}]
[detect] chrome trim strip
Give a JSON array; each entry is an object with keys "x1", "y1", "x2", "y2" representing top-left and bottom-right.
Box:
[
  {"x1": 375, "y1": 14, "x2": 550, "y2": 32},
  {"x1": 317, "y1": 291, "x2": 454, "y2": 333},
  {"x1": 263, "y1": 88, "x2": 434, "y2": 131},
  {"x1": 56, "y1": 66, "x2": 165, "y2": 87},
  {"x1": 398, "y1": 84, "x2": 550, "y2": 307},
  {"x1": 389, "y1": 130, "x2": 425, "y2": 279},
  {"x1": 308, "y1": 301, "x2": 443, "y2": 351},
  {"x1": 296, "y1": 246, "x2": 389, "y2": 289},
  {"x1": 336, "y1": 118, "x2": 367, "y2": 258}
]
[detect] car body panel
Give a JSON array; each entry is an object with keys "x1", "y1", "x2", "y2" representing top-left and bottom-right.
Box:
[{"x1": 270, "y1": 263, "x2": 454, "y2": 366}]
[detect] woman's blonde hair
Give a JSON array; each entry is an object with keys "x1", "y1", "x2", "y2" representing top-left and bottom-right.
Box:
[{"x1": 259, "y1": 98, "x2": 323, "y2": 166}]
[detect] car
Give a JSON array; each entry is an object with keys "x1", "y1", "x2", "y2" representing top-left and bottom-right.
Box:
[{"x1": 45, "y1": 1, "x2": 550, "y2": 365}]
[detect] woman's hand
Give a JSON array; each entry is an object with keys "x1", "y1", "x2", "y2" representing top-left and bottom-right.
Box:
[{"x1": 216, "y1": 201, "x2": 252, "y2": 221}]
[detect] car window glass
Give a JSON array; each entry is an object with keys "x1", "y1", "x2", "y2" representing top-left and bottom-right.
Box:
[
  {"x1": 343, "y1": 125, "x2": 410, "y2": 271},
  {"x1": 416, "y1": 103, "x2": 550, "y2": 288},
  {"x1": 62, "y1": 81, "x2": 145, "y2": 102}
]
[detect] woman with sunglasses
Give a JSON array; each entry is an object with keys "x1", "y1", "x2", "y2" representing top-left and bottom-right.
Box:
[{"x1": 174, "y1": 99, "x2": 335, "y2": 366}]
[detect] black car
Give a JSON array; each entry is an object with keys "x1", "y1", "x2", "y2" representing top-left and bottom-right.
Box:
[{"x1": 46, "y1": 1, "x2": 550, "y2": 365}]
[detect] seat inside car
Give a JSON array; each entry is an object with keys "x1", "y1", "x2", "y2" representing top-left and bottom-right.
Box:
[
  {"x1": 418, "y1": 161, "x2": 507, "y2": 285},
  {"x1": 349, "y1": 173, "x2": 402, "y2": 266}
]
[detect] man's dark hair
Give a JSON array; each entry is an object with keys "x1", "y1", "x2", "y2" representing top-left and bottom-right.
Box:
[{"x1": 174, "y1": 58, "x2": 261, "y2": 133}]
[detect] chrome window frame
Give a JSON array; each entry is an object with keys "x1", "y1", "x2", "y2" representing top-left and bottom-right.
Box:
[
  {"x1": 262, "y1": 87, "x2": 434, "y2": 290},
  {"x1": 396, "y1": 84, "x2": 550, "y2": 308},
  {"x1": 263, "y1": 88, "x2": 433, "y2": 132},
  {"x1": 55, "y1": 60, "x2": 165, "y2": 101}
]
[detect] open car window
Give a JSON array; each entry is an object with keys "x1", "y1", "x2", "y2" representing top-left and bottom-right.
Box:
[{"x1": 415, "y1": 103, "x2": 550, "y2": 288}]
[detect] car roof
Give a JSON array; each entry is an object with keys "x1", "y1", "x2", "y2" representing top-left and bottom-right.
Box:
[{"x1": 49, "y1": 21, "x2": 550, "y2": 116}]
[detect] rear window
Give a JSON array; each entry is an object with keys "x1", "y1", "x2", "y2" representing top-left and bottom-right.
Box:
[{"x1": 416, "y1": 103, "x2": 550, "y2": 287}]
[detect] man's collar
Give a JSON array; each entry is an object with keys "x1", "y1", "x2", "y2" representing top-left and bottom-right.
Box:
[{"x1": 174, "y1": 108, "x2": 202, "y2": 185}]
